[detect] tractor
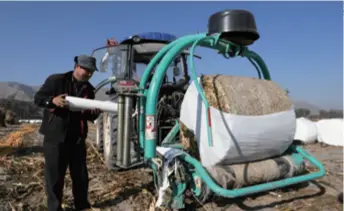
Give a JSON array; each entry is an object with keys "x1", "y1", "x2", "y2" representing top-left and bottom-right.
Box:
[
  {"x1": 69, "y1": 9, "x2": 326, "y2": 210},
  {"x1": 92, "y1": 32, "x2": 201, "y2": 170}
]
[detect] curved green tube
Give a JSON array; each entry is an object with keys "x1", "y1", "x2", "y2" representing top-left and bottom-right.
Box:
[
  {"x1": 188, "y1": 35, "x2": 221, "y2": 147},
  {"x1": 180, "y1": 145, "x2": 325, "y2": 198},
  {"x1": 94, "y1": 76, "x2": 117, "y2": 94},
  {"x1": 138, "y1": 34, "x2": 207, "y2": 152},
  {"x1": 144, "y1": 34, "x2": 206, "y2": 159},
  {"x1": 242, "y1": 50, "x2": 271, "y2": 80}
]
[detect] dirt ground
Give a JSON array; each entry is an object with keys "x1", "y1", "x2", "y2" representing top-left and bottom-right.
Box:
[{"x1": 0, "y1": 123, "x2": 343, "y2": 211}]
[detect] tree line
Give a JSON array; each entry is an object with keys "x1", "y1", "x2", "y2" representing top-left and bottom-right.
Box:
[
  {"x1": 295, "y1": 108, "x2": 343, "y2": 119},
  {"x1": 1, "y1": 94, "x2": 343, "y2": 121},
  {"x1": 0, "y1": 98, "x2": 42, "y2": 120}
]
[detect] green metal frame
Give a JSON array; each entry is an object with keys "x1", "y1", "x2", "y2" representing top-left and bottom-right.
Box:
[{"x1": 138, "y1": 32, "x2": 326, "y2": 199}]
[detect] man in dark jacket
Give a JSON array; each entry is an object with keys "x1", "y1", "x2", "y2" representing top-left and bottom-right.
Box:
[{"x1": 34, "y1": 55, "x2": 102, "y2": 211}]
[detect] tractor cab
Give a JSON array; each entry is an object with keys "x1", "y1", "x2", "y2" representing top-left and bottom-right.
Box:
[{"x1": 91, "y1": 32, "x2": 201, "y2": 95}]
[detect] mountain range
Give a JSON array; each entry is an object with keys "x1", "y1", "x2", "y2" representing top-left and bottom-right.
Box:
[{"x1": 0, "y1": 81, "x2": 323, "y2": 114}]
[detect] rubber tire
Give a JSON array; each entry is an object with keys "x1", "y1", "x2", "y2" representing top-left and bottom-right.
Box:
[
  {"x1": 95, "y1": 114, "x2": 104, "y2": 152},
  {"x1": 103, "y1": 112, "x2": 118, "y2": 170}
]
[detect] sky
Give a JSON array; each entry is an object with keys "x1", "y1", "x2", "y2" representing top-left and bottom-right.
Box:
[{"x1": 0, "y1": 1, "x2": 342, "y2": 110}]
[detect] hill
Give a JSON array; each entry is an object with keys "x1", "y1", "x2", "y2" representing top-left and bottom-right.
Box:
[
  {"x1": 0, "y1": 81, "x2": 333, "y2": 118},
  {"x1": 0, "y1": 81, "x2": 109, "y2": 101}
]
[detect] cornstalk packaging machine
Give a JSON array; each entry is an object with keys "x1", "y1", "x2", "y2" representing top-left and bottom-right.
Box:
[{"x1": 74, "y1": 9, "x2": 325, "y2": 210}]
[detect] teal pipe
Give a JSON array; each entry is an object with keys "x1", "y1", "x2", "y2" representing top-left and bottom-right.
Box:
[
  {"x1": 144, "y1": 34, "x2": 207, "y2": 159},
  {"x1": 242, "y1": 50, "x2": 271, "y2": 80},
  {"x1": 187, "y1": 36, "x2": 272, "y2": 147},
  {"x1": 161, "y1": 120, "x2": 180, "y2": 146},
  {"x1": 188, "y1": 36, "x2": 216, "y2": 147},
  {"x1": 138, "y1": 40, "x2": 176, "y2": 150},
  {"x1": 138, "y1": 34, "x2": 209, "y2": 152},
  {"x1": 190, "y1": 38, "x2": 233, "y2": 146},
  {"x1": 247, "y1": 57, "x2": 262, "y2": 79},
  {"x1": 180, "y1": 145, "x2": 325, "y2": 198},
  {"x1": 94, "y1": 76, "x2": 117, "y2": 94}
]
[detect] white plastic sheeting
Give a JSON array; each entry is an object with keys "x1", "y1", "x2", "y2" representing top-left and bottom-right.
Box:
[
  {"x1": 180, "y1": 78, "x2": 296, "y2": 167},
  {"x1": 155, "y1": 147, "x2": 184, "y2": 208},
  {"x1": 294, "y1": 117, "x2": 318, "y2": 144},
  {"x1": 18, "y1": 119, "x2": 42, "y2": 124},
  {"x1": 316, "y1": 118, "x2": 343, "y2": 147},
  {"x1": 65, "y1": 96, "x2": 118, "y2": 113}
]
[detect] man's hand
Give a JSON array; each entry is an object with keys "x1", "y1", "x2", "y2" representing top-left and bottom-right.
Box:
[
  {"x1": 90, "y1": 108, "x2": 102, "y2": 115},
  {"x1": 52, "y1": 94, "x2": 69, "y2": 108}
]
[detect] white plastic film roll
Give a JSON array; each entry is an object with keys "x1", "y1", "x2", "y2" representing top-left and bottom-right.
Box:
[{"x1": 66, "y1": 96, "x2": 118, "y2": 113}]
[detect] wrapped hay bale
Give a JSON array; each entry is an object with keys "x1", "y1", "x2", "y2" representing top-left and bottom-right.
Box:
[
  {"x1": 206, "y1": 154, "x2": 305, "y2": 189},
  {"x1": 316, "y1": 118, "x2": 343, "y2": 146},
  {"x1": 179, "y1": 75, "x2": 296, "y2": 168},
  {"x1": 201, "y1": 75, "x2": 292, "y2": 115},
  {"x1": 294, "y1": 117, "x2": 318, "y2": 144}
]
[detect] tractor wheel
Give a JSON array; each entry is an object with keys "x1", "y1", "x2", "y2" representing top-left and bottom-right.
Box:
[
  {"x1": 103, "y1": 111, "x2": 118, "y2": 170},
  {"x1": 95, "y1": 114, "x2": 104, "y2": 152}
]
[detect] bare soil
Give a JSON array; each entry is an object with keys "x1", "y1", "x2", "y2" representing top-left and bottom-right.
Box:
[{"x1": 0, "y1": 123, "x2": 342, "y2": 211}]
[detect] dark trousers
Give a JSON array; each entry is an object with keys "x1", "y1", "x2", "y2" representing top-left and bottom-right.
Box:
[{"x1": 43, "y1": 135, "x2": 91, "y2": 211}]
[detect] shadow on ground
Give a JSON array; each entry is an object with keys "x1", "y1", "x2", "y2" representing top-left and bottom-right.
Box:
[
  {"x1": 0, "y1": 145, "x2": 43, "y2": 157},
  {"x1": 201, "y1": 181, "x2": 327, "y2": 211},
  {"x1": 92, "y1": 181, "x2": 155, "y2": 209}
]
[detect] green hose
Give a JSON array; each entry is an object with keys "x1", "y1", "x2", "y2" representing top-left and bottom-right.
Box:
[{"x1": 94, "y1": 76, "x2": 117, "y2": 94}]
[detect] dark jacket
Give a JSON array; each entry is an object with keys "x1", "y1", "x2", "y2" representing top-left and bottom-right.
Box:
[{"x1": 34, "y1": 71, "x2": 99, "y2": 143}]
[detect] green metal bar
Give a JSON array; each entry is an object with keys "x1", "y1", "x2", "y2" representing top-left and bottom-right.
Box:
[
  {"x1": 144, "y1": 34, "x2": 207, "y2": 159},
  {"x1": 137, "y1": 40, "x2": 176, "y2": 150},
  {"x1": 161, "y1": 143, "x2": 185, "y2": 149},
  {"x1": 247, "y1": 57, "x2": 262, "y2": 79},
  {"x1": 187, "y1": 37, "x2": 271, "y2": 147},
  {"x1": 179, "y1": 145, "x2": 325, "y2": 198},
  {"x1": 161, "y1": 120, "x2": 180, "y2": 146},
  {"x1": 94, "y1": 76, "x2": 117, "y2": 94},
  {"x1": 243, "y1": 50, "x2": 271, "y2": 80},
  {"x1": 188, "y1": 35, "x2": 242, "y2": 146},
  {"x1": 188, "y1": 36, "x2": 215, "y2": 147},
  {"x1": 138, "y1": 34, "x2": 202, "y2": 152}
]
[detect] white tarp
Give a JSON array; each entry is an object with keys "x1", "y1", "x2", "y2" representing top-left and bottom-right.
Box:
[
  {"x1": 316, "y1": 118, "x2": 343, "y2": 146},
  {"x1": 180, "y1": 78, "x2": 296, "y2": 167},
  {"x1": 294, "y1": 117, "x2": 318, "y2": 144}
]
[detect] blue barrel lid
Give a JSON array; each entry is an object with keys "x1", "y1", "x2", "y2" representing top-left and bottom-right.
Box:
[{"x1": 120, "y1": 32, "x2": 177, "y2": 44}]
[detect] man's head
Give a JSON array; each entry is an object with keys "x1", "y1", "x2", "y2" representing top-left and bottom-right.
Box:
[{"x1": 73, "y1": 55, "x2": 98, "y2": 82}]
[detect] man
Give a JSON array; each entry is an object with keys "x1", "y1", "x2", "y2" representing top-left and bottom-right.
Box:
[{"x1": 34, "y1": 55, "x2": 102, "y2": 211}]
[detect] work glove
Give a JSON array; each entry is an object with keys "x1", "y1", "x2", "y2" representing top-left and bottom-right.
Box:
[{"x1": 52, "y1": 94, "x2": 69, "y2": 108}]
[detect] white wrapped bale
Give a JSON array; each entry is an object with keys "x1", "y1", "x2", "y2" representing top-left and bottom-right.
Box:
[
  {"x1": 316, "y1": 118, "x2": 343, "y2": 146},
  {"x1": 180, "y1": 75, "x2": 296, "y2": 167},
  {"x1": 294, "y1": 117, "x2": 318, "y2": 144}
]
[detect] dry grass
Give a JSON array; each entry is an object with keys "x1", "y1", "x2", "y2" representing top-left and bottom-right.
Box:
[
  {"x1": 0, "y1": 124, "x2": 36, "y2": 147},
  {"x1": 202, "y1": 75, "x2": 293, "y2": 115},
  {"x1": 0, "y1": 124, "x2": 37, "y2": 158},
  {"x1": 0, "y1": 124, "x2": 156, "y2": 211}
]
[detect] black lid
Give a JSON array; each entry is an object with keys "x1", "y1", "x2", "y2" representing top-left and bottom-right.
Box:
[{"x1": 208, "y1": 10, "x2": 260, "y2": 46}]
